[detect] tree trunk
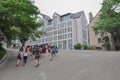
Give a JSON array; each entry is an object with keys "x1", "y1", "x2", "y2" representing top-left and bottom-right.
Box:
[
  {"x1": 19, "y1": 37, "x2": 28, "y2": 47},
  {"x1": 110, "y1": 33, "x2": 116, "y2": 51},
  {"x1": 20, "y1": 39, "x2": 26, "y2": 47}
]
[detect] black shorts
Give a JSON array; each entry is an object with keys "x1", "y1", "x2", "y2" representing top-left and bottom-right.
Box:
[
  {"x1": 33, "y1": 52, "x2": 35, "y2": 55},
  {"x1": 17, "y1": 56, "x2": 22, "y2": 60},
  {"x1": 35, "y1": 54, "x2": 40, "y2": 59}
]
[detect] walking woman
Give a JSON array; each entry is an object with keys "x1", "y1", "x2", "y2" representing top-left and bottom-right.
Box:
[
  {"x1": 34, "y1": 45, "x2": 40, "y2": 67},
  {"x1": 16, "y1": 47, "x2": 23, "y2": 67},
  {"x1": 49, "y1": 46, "x2": 54, "y2": 61},
  {"x1": 23, "y1": 48, "x2": 29, "y2": 66}
]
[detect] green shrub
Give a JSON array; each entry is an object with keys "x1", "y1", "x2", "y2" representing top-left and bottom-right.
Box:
[
  {"x1": 82, "y1": 45, "x2": 95, "y2": 50},
  {"x1": 74, "y1": 43, "x2": 82, "y2": 50},
  {"x1": 87, "y1": 46, "x2": 95, "y2": 50},
  {"x1": 82, "y1": 45, "x2": 88, "y2": 50},
  {"x1": 0, "y1": 47, "x2": 6, "y2": 60}
]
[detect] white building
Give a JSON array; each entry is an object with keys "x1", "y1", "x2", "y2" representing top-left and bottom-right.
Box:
[{"x1": 27, "y1": 11, "x2": 88, "y2": 50}]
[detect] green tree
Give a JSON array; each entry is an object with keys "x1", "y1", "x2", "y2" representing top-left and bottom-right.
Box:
[
  {"x1": 94, "y1": 0, "x2": 120, "y2": 50},
  {"x1": 0, "y1": 0, "x2": 44, "y2": 47},
  {"x1": 102, "y1": 36, "x2": 111, "y2": 50}
]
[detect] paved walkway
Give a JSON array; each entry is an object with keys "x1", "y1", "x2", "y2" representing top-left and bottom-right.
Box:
[{"x1": 0, "y1": 49, "x2": 120, "y2": 80}]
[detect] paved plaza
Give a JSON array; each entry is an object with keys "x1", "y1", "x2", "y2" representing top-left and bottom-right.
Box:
[{"x1": 0, "y1": 49, "x2": 120, "y2": 80}]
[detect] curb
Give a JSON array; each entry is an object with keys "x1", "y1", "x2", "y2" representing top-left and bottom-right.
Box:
[{"x1": 0, "y1": 49, "x2": 10, "y2": 68}]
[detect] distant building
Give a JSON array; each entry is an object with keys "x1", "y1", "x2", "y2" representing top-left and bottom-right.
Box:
[
  {"x1": 88, "y1": 11, "x2": 103, "y2": 49},
  {"x1": 26, "y1": 11, "x2": 89, "y2": 50}
]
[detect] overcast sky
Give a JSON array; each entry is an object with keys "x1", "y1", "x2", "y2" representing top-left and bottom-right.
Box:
[{"x1": 34, "y1": 0, "x2": 103, "y2": 21}]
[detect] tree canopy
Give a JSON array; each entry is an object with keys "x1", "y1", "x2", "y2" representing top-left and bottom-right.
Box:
[
  {"x1": 0, "y1": 0, "x2": 44, "y2": 47},
  {"x1": 94, "y1": 0, "x2": 120, "y2": 50}
]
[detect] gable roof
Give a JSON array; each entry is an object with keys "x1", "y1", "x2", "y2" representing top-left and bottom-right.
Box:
[
  {"x1": 72, "y1": 11, "x2": 84, "y2": 19},
  {"x1": 41, "y1": 13, "x2": 51, "y2": 20}
]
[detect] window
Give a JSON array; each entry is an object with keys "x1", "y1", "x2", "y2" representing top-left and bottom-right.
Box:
[
  {"x1": 69, "y1": 21, "x2": 72, "y2": 26},
  {"x1": 53, "y1": 16, "x2": 57, "y2": 29},
  {"x1": 48, "y1": 20, "x2": 52, "y2": 25},
  {"x1": 68, "y1": 39, "x2": 72, "y2": 50},
  {"x1": 62, "y1": 29, "x2": 66, "y2": 33},
  {"x1": 63, "y1": 35, "x2": 65, "y2": 39},
  {"x1": 63, "y1": 40, "x2": 67, "y2": 49},
  {"x1": 54, "y1": 31, "x2": 57, "y2": 35},
  {"x1": 60, "y1": 30, "x2": 62, "y2": 34},
  {"x1": 95, "y1": 31, "x2": 98, "y2": 35},
  {"x1": 54, "y1": 36, "x2": 57, "y2": 40},
  {"x1": 58, "y1": 41, "x2": 62, "y2": 49},
  {"x1": 68, "y1": 33, "x2": 72, "y2": 38},
  {"x1": 98, "y1": 38, "x2": 102, "y2": 43},
  {"x1": 49, "y1": 32, "x2": 52, "y2": 36},
  {"x1": 64, "y1": 23, "x2": 66, "y2": 27},
  {"x1": 65, "y1": 34, "x2": 67, "y2": 39},
  {"x1": 68, "y1": 27, "x2": 72, "y2": 32},
  {"x1": 58, "y1": 30, "x2": 60, "y2": 34},
  {"x1": 58, "y1": 35, "x2": 62, "y2": 40},
  {"x1": 67, "y1": 21, "x2": 70, "y2": 26},
  {"x1": 49, "y1": 37, "x2": 52, "y2": 41},
  {"x1": 65, "y1": 28, "x2": 67, "y2": 32},
  {"x1": 49, "y1": 43, "x2": 52, "y2": 46}
]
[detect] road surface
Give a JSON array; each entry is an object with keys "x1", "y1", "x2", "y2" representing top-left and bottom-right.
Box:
[{"x1": 0, "y1": 49, "x2": 120, "y2": 80}]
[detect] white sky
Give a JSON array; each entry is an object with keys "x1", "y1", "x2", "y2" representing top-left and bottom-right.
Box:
[{"x1": 34, "y1": 0, "x2": 103, "y2": 21}]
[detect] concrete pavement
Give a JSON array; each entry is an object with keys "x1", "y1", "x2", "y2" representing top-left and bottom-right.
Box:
[{"x1": 0, "y1": 49, "x2": 120, "y2": 80}]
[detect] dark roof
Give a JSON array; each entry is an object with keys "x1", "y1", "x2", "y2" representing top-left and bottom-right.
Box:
[
  {"x1": 41, "y1": 11, "x2": 84, "y2": 21},
  {"x1": 60, "y1": 11, "x2": 84, "y2": 19},
  {"x1": 41, "y1": 14, "x2": 51, "y2": 20},
  {"x1": 72, "y1": 11, "x2": 84, "y2": 19},
  {"x1": 60, "y1": 13, "x2": 72, "y2": 18}
]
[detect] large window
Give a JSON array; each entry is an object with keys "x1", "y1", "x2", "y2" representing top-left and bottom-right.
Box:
[
  {"x1": 63, "y1": 40, "x2": 67, "y2": 49},
  {"x1": 53, "y1": 16, "x2": 57, "y2": 29},
  {"x1": 98, "y1": 38, "x2": 102, "y2": 43},
  {"x1": 68, "y1": 39, "x2": 72, "y2": 50},
  {"x1": 58, "y1": 41, "x2": 62, "y2": 49}
]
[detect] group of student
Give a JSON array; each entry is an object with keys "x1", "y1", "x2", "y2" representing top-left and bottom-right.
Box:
[{"x1": 16, "y1": 45, "x2": 59, "y2": 67}]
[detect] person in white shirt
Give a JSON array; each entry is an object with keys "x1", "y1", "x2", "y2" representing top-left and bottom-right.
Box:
[{"x1": 23, "y1": 48, "x2": 28, "y2": 66}]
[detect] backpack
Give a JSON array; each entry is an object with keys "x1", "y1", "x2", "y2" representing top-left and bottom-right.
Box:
[
  {"x1": 55, "y1": 48, "x2": 58, "y2": 52},
  {"x1": 52, "y1": 49, "x2": 55, "y2": 53},
  {"x1": 34, "y1": 47, "x2": 39, "y2": 54},
  {"x1": 17, "y1": 51, "x2": 22, "y2": 58}
]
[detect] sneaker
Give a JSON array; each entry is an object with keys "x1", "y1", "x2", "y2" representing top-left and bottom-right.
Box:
[
  {"x1": 23, "y1": 64, "x2": 25, "y2": 66},
  {"x1": 50, "y1": 59, "x2": 53, "y2": 61},
  {"x1": 35, "y1": 64, "x2": 39, "y2": 67}
]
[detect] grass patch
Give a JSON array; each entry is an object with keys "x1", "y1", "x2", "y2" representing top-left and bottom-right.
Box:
[{"x1": 0, "y1": 47, "x2": 7, "y2": 60}]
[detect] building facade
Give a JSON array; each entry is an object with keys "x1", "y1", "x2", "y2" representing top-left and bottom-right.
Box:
[
  {"x1": 27, "y1": 11, "x2": 88, "y2": 50},
  {"x1": 88, "y1": 11, "x2": 103, "y2": 49}
]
